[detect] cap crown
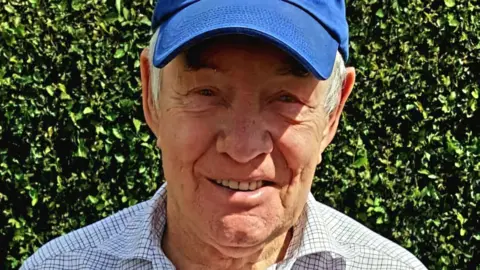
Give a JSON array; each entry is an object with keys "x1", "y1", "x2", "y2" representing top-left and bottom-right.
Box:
[{"x1": 151, "y1": 0, "x2": 349, "y2": 61}]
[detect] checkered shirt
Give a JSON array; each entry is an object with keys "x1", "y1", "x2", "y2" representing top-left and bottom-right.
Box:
[{"x1": 21, "y1": 184, "x2": 427, "y2": 269}]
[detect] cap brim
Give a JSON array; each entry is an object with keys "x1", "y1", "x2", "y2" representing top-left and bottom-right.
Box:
[{"x1": 152, "y1": 0, "x2": 338, "y2": 80}]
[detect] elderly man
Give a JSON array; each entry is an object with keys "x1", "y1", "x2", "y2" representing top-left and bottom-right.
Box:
[{"x1": 22, "y1": 0, "x2": 427, "y2": 269}]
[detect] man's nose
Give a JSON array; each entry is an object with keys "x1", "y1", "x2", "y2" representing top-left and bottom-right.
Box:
[{"x1": 216, "y1": 116, "x2": 273, "y2": 164}]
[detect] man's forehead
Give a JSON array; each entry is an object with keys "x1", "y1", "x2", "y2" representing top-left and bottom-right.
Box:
[{"x1": 179, "y1": 35, "x2": 310, "y2": 77}]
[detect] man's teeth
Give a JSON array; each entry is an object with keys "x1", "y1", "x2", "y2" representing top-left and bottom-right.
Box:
[{"x1": 214, "y1": 179, "x2": 264, "y2": 191}]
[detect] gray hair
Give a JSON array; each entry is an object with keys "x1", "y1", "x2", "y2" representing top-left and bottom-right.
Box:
[
  {"x1": 148, "y1": 28, "x2": 162, "y2": 106},
  {"x1": 148, "y1": 28, "x2": 346, "y2": 114}
]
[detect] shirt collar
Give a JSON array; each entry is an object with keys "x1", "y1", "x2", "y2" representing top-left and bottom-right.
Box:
[
  {"x1": 97, "y1": 184, "x2": 172, "y2": 267},
  {"x1": 285, "y1": 193, "x2": 354, "y2": 261}
]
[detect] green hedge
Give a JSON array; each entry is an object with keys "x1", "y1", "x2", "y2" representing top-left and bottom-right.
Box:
[{"x1": 0, "y1": 0, "x2": 478, "y2": 269}]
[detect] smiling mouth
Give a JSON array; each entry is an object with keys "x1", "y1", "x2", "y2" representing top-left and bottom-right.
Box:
[{"x1": 209, "y1": 178, "x2": 272, "y2": 191}]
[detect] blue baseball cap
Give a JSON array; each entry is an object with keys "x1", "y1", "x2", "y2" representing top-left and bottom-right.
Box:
[{"x1": 151, "y1": 0, "x2": 349, "y2": 80}]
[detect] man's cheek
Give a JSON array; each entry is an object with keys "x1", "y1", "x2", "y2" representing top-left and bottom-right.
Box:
[
  {"x1": 277, "y1": 143, "x2": 310, "y2": 174},
  {"x1": 168, "y1": 122, "x2": 210, "y2": 159}
]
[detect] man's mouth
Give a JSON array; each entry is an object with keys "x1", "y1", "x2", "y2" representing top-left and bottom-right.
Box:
[{"x1": 209, "y1": 178, "x2": 271, "y2": 191}]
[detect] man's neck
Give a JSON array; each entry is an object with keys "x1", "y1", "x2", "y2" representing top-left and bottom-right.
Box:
[{"x1": 161, "y1": 205, "x2": 293, "y2": 270}]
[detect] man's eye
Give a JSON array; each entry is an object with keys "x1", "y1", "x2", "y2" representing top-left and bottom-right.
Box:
[
  {"x1": 198, "y1": 89, "x2": 215, "y2": 96},
  {"x1": 278, "y1": 94, "x2": 298, "y2": 103}
]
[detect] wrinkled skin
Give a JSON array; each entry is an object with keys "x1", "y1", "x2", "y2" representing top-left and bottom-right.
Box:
[{"x1": 141, "y1": 37, "x2": 355, "y2": 269}]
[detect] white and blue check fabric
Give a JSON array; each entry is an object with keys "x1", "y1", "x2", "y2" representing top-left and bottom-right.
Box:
[{"x1": 21, "y1": 184, "x2": 427, "y2": 269}]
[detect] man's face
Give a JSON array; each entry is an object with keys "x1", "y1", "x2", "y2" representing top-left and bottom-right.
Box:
[{"x1": 143, "y1": 37, "x2": 350, "y2": 255}]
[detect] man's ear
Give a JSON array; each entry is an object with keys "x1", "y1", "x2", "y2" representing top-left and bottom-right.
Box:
[
  {"x1": 140, "y1": 48, "x2": 162, "y2": 147},
  {"x1": 318, "y1": 67, "x2": 356, "y2": 163}
]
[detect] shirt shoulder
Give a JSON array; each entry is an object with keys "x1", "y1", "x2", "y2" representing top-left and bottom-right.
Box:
[
  {"x1": 309, "y1": 199, "x2": 427, "y2": 270},
  {"x1": 20, "y1": 201, "x2": 152, "y2": 270}
]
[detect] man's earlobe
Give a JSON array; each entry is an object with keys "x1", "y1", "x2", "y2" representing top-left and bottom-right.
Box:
[{"x1": 317, "y1": 124, "x2": 330, "y2": 165}]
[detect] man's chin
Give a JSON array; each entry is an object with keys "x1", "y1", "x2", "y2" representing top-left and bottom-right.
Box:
[
  {"x1": 206, "y1": 216, "x2": 281, "y2": 256},
  {"x1": 211, "y1": 242, "x2": 265, "y2": 259}
]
